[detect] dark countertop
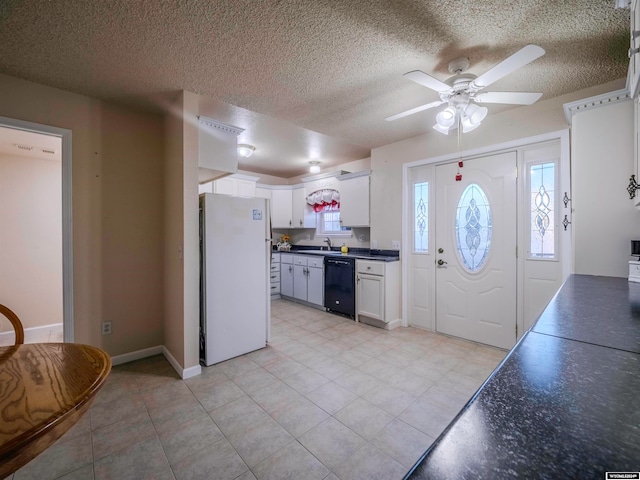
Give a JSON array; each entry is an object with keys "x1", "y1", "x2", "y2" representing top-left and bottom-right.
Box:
[
  {"x1": 406, "y1": 275, "x2": 640, "y2": 479},
  {"x1": 273, "y1": 246, "x2": 400, "y2": 262}
]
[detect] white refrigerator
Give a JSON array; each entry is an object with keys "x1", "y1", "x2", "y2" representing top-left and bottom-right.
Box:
[{"x1": 200, "y1": 193, "x2": 271, "y2": 366}]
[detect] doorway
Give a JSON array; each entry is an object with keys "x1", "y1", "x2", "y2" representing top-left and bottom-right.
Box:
[
  {"x1": 403, "y1": 131, "x2": 570, "y2": 350},
  {"x1": 0, "y1": 116, "x2": 73, "y2": 342},
  {"x1": 434, "y1": 151, "x2": 517, "y2": 349}
]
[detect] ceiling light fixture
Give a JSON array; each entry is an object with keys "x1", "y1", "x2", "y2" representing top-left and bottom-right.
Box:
[
  {"x1": 237, "y1": 144, "x2": 255, "y2": 158},
  {"x1": 309, "y1": 161, "x2": 321, "y2": 173},
  {"x1": 433, "y1": 102, "x2": 488, "y2": 135}
]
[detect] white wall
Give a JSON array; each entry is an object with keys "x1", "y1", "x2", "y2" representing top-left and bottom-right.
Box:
[
  {"x1": 572, "y1": 99, "x2": 640, "y2": 277},
  {"x1": 0, "y1": 152, "x2": 62, "y2": 330},
  {"x1": 0, "y1": 73, "x2": 165, "y2": 353},
  {"x1": 369, "y1": 79, "x2": 626, "y2": 250}
]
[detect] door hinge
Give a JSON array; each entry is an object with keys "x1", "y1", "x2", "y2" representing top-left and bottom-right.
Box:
[
  {"x1": 515, "y1": 166, "x2": 518, "y2": 179},
  {"x1": 516, "y1": 245, "x2": 518, "y2": 258},
  {"x1": 516, "y1": 324, "x2": 518, "y2": 337}
]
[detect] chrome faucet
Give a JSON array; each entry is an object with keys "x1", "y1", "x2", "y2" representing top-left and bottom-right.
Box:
[{"x1": 324, "y1": 237, "x2": 332, "y2": 250}]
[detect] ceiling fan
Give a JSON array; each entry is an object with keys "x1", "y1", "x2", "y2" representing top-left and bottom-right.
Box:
[{"x1": 385, "y1": 45, "x2": 545, "y2": 134}]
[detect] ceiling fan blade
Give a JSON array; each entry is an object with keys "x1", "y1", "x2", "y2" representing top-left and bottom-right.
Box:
[
  {"x1": 404, "y1": 70, "x2": 451, "y2": 93},
  {"x1": 474, "y1": 92, "x2": 543, "y2": 105},
  {"x1": 471, "y1": 45, "x2": 545, "y2": 90},
  {"x1": 385, "y1": 100, "x2": 446, "y2": 122}
]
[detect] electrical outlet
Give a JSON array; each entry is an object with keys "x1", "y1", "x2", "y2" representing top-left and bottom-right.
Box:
[
  {"x1": 392, "y1": 240, "x2": 400, "y2": 249},
  {"x1": 358, "y1": 234, "x2": 365, "y2": 242},
  {"x1": 372, "y1": 240, "x2": 378, "y2": 249},
  {"x1": 101, "y1": 321, "x2": 112, "y2": 335}
]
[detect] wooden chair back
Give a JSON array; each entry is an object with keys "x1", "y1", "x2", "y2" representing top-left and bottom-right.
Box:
[{"x1": 0, "y1": 304, "x2": 25, "y2": 345}]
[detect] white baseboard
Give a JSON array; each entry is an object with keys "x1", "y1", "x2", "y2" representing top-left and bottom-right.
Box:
[
  {"x1": 0, "y1": 323, "x2": 63, "y2": 346},
  {"x1": 111, "y1": 345, "x2": 163, "y2": 366},
  {"x1": 162, "y1": 346, "x2": 202, "y2": 379},
  {"x1": 110, "y1": 344, "x2": 202, "y2": 379}
]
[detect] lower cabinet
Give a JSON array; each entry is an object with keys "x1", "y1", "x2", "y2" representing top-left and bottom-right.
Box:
[
  {"x1": 356, "y1": 259, "x2": 400, "y2": 328},
  {"x1": 283, "y1": 254, "x2": 324, "y2": 308},
  {"x1": 270, "y1": 253, "x2": 281, "y2": 298},
  {"x1": 280, "y1": 254, "x2": 294, "y2": 297}
]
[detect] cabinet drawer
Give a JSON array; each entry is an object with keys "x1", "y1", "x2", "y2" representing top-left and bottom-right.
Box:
[
  {"x1": 293, "y1": 255, "x2": 308, "y2": 266},
  {"x1": 308, "y1": 257, "x2": 324, "y2": 268},
  {"x1": 357, "y1": 260, "x2": 384, "y2": 276},
  {"x1": 270, "y1": 271, "x2": 281, "y2": 283},
  {"x1": 271, "y1": 253, "x2": 280, "y2": 263},
  {"x1": 270, "y1": 283, "x2": 281, "y2": 294},
  {"x1": 281, "y1": 254, "x2": 294, "y2": 265},
  {"x1": 270, "y1": 263, "x2": 280, "y2": 273}
]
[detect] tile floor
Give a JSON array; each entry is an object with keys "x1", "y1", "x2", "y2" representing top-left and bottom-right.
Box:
[{"x1": 9, "y1": 300, "x2": 507, "y2": 480}]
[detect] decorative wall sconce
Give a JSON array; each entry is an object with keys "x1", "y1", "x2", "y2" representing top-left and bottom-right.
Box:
[{"x1": 627, "y1": 175, "x2": 640, "y2": 199}]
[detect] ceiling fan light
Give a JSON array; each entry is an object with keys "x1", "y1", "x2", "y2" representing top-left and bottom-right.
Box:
[
  {"x1": 433, "y1": 123, "x2": 450, "y2": 135},
  {"x1": 465, "y1": 104, "x2": 488, "y2": 124},
  {"x1": 237, "y1": 144, "x2": 256, "y2": 158},
  {"x1": 436, "y1": 108, "x2": 456, "y2": 129},
  {"x1": 441, "y1": 106, "x2": 456, "y2": 120},
  {"x1": 461, "y1": 116, "x2": 482, "y2": 133}
]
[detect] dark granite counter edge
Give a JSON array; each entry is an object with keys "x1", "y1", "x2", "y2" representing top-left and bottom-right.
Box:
[
  {"x1": 272, "y1": 246, "x2": 400, "y2": 262},
  {"x1": 405, "y1": 274, "x2": 640, "y2": 478},
  {"x1": 403, "y1": 328, "x2": 528, "y2": 479}
]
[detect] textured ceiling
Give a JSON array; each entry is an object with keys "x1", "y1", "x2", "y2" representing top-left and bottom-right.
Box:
[{"x1": 0, "y1": 0, "x2": 630, "y2": 177}]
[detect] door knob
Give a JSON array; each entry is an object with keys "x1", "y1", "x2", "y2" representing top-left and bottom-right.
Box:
[{"x1": 437, "y1": 259, "x2": 448, "y2": 266}]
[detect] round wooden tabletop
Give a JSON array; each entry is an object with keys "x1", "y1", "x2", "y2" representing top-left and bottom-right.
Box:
[{"x1": 0, "y1": 343, "x2": 111, "y2": 477}]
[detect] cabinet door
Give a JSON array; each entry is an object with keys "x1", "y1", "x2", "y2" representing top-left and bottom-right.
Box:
[
  {"x1": 293, "y1": 265, "x2": 308, "y2": 301},
  {"x1": 340, "y1": 175, "x2": 370, "y2": 227},
  {"x1": 236, "y1": 179, "x2": 256, "y2": 198},
  {"x1": 292, "y1": 188, "x2": 316, "y2": 228},
  {"x1": 213, "y1": 177, "x2": 236, "y2": 196},
  {"x1": 255, "y1": 187, "x2": 272, "y2": 200},
  {"x1": 281, "y1": 263, "x2": 294, "y2": 297},
  {"x1": 357, "y1": 273, "x2": 384, "y2": 321},
  {"x1": 307, "y1": 266, "x2": 324, "y2": 306},
  {"x1": 271, "y1": 189, "x2": 293, "y2": 228}
]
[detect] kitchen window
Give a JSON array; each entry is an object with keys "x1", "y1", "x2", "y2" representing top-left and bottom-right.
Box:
[{"x1": 317, "y1": 206, "x2": 352, "y2": 237}]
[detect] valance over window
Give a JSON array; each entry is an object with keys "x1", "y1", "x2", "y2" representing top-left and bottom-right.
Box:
[{"x1": 306, "y1": 188, "x2": 340, "y2": 212}]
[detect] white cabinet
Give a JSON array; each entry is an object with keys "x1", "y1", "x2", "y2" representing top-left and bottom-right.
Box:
[
  {"x1": 292, "y1": 187, "x2": 316, "y2": 228},
  {"x1": 288, "y1": 254, "x2": 324, "y2": 307},
  {"x1": 280, "y1": 254, "x2": 294, "y2": 297},
  {"x1": 212, "y1": 175, "x2": 258, "y2": 198},
  {"x1": 270, "y1": 253, "x2": 281, "y2": 298},
  {"x1": 339, "y1": 171, "x2": 370, "y2": 227},
  {"x1": 356, "y1": 259, "x2": 400, "y2": 329},
  {"x1": 307, "y1": 258, "x2": 324, "y2": 306},
  {"x1": 271, "y1": 188, "x2": 293, "y2": 228},
  {"x1": 255, "y1": 187, "x2": 272, "y2": 200}
]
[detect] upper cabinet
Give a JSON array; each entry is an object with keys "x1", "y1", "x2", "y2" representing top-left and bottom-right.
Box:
[
  {"x1": 198, "y1": 116, "x2": 243, "y2": 182},
  {"x1": 292, "y1": 186, "x2": 316, "y2": 228},
  {"x1": 215, "y1": 175, "x2": 259, "y2": 197},
  {"x1": 338, "y1": 171, "x2": 370, "y2": 227},
  {"x1": 271, "y1": 188, "x2": 294, "y2": 228}
]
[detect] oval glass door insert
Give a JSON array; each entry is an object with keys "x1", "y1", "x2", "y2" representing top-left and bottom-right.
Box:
[{"x1": 455, "y1": 183, "x2": 492, "y2": 272}]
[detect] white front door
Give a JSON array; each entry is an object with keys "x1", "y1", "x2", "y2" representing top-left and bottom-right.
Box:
[{"x1": 434, "y1": 151, "x2": 517, "y2": 349}]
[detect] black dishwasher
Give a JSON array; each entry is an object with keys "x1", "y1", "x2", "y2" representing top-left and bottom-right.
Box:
[{"x1": 324, "y1": 256, "x2": 356, "y2": 318}]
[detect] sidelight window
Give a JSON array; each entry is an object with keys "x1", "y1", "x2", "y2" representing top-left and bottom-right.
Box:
[
  {"x1": 529, "y1": 162, "x2": 555, "y2": 259},
  {"x1": 455, "y1": 183, "x2": 492, "y2": 272},
  {"x1": 413, "y1": 182, "x2": 429, "y2": 252}
]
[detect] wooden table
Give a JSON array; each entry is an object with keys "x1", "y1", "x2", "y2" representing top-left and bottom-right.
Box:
[{"x1": 0, "y1": 343, "x2": 111, "y2": 478}]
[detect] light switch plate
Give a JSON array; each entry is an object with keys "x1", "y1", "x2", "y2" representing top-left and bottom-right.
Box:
[
  {"x1": 392, "y1": 240, "x2": 400, "y2": 249},
  {"x1": 372, "y1": 240, "x2": 378, "y2": 249}
]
